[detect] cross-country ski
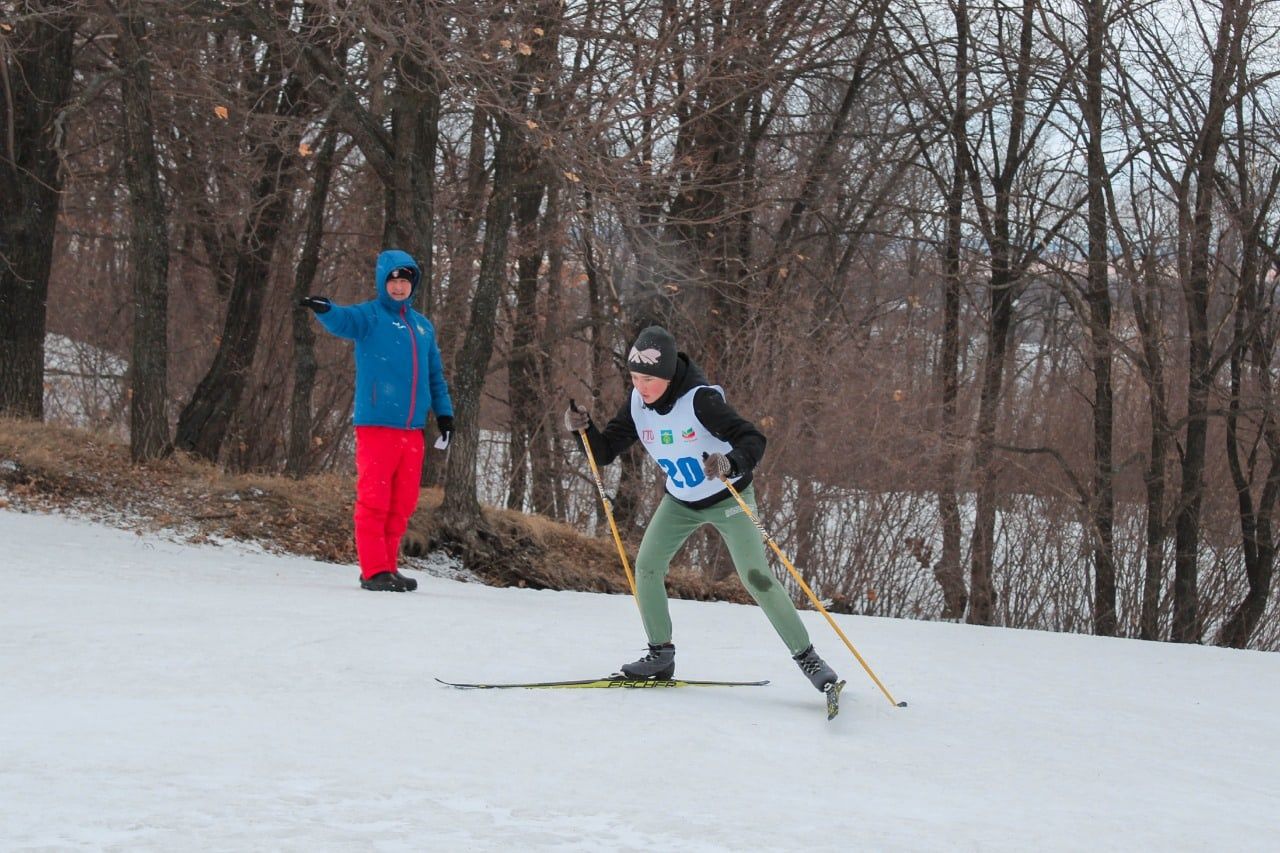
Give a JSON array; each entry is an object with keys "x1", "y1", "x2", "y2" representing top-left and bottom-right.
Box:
[{"x1": 434, "y1": 676, "x2": 770, "y2": 689}]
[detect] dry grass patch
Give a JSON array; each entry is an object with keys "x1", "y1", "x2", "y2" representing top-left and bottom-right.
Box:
[{"x1": 0, "y1": 418, "x2": 733, "y2": 602}]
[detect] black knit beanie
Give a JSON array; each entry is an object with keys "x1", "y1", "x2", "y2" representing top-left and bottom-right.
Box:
[{"x1": 627, "y1": 326, "x2": 678, "y2": 379}]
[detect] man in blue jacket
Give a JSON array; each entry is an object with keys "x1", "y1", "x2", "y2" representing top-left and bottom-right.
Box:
[{"x1": 301, "y1": 249, "x2": 453, "y2": 592}]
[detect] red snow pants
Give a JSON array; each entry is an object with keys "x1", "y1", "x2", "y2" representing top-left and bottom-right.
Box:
[{"x1": 353, "y1": 426, "x2": 425, "y2": 579}]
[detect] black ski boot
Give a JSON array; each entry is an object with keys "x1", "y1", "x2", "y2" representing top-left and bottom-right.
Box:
[
  {"x1": 360, "y1": 571, "x2": 408, "y2": 592},
  {"x1": 391, "y1": 571, "x2": 418, "y2": 591},
  {"x1": 793, "y1": 644, "x2": 838, "y2": 690},
  {"x1": 620, "y1": 643, "x2": 675, "y2": 679}
]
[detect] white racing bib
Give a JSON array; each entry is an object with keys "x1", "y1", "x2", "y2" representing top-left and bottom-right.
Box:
[{"x1": 631, "y1": 385, "x2": 744, "y2": 502}]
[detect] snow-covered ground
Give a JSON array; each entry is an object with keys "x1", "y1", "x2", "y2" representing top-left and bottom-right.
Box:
[
  {"x1": 1, "y1": 508, "x2": 1277, "y2": 852},
  {"x1": 42, "y1": 334, "x2": 128, "y2": 436}
]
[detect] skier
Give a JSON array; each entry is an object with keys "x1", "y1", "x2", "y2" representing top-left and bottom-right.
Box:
[
  {"x1": 300, "y1": 249, "x2": 453, "y2": 592},
  {"x1": 564, "y1": 325, "x2": 839, "y2": 693}
]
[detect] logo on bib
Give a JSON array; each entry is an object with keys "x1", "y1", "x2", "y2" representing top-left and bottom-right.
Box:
[
  {"x1": 681, "y1": 427, "x2": 696, "y2": 441},
  {"x1": 660, "y1": 430, "x2": 674, "y2": 445},
  {"x1": 641, "y1": 429, "x2": 656, "y2": 443}
]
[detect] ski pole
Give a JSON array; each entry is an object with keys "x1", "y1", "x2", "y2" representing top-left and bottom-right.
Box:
[
  {"x1": 572, "y1": 399, "x2": 638, "y2": 601},
  {"x1": 716, "y1": 474, "x2": 907, "y2": 708}
]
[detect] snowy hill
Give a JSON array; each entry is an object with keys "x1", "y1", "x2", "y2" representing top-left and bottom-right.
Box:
[{"x1": 2, "y1": 507, "x2": 1278, "y2": 852}]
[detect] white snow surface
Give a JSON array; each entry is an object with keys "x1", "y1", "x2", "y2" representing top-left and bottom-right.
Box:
[{"x1": 2, "y1": 508, "x2": 1278, "y2": 852}]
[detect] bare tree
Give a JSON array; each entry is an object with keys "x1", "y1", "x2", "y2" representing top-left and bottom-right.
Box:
[
  {"x1": 1215, "y1": 69, "x2": 1280, "y2": 647},
  {"x1": 441, "y1": 107, "x2": 518, "y2": 528},
  {"x1": 897, "y1": 0, "x2": 973, "y2": 620},
  {"x1": 0, "y1": 3, "x2": 79, "y2": 418},
  {"x1": 173, "y1": 13, "x2": 313, "y2": 463},
  {"x1": 1038, "y1": 0, "x2": 1121, "y2": 634},
  {"x1": 958, "y1": 0, "x2": 1074, "y2": 625},
  {"x1": 1105, "y1": 166, "x2": 1174, "y2": 640},
  {"x1": 507, "y1": 0, "x2": 562, "y2": 514},
  {"x1": 1079, "y1": 0, "x2": 1117, "y2": 635},
  {"x1": 107, "y1": 0, "x2": 171, "y2": 461},
  {"x1": 286, "y1": 123, "x2": 340, "y2": 478},
  {"x1": 1113, "y1": 0, "x2": 1256, "y2": 642}
]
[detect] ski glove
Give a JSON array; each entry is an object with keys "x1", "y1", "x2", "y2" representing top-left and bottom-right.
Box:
[
  {"x1": 300, "y1": 296, "x2": 332, "y2": 314},
  {"x1": 436, "y1": 415, "x2": 454, "y2": 444},
  {"x1": 564, "y1": 399, "x2": 590, "y2": 433},
  {"x1": 702, "y1": 451, "x2": 738, "y2": 480}
]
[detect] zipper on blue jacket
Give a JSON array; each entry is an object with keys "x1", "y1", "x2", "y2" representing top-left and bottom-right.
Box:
[{"x1": 403, "y1": 305, "x2": 419, "y2": 428}]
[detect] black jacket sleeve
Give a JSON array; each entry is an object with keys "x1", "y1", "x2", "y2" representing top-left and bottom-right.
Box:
[
  {"x1": 576, "y1": 396, "x2": 639, "y2": 465},
  {"x1": 693, "y1": 388, "x2": 766, "y2": 475}
]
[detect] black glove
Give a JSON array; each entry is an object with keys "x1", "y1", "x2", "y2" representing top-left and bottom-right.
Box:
[
  {"x1": 300, "y1": 295, "x2": 331, "y2": 314},
  {"x1": 436, "y1": 415, "x2": 454, "y2": 444},
  {"x1": 564, "y1": 398, "x2": 591, "y2": 433},
  {"x1": 702, "y1": 451, "x2": 738, "y2": 480}
]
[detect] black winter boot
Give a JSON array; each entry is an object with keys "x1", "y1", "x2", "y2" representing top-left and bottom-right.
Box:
[
  {"x1": 620, "y1": 643, "x2": 676, "y2": 679},
  {"x1": 793, "y1": 644, "x2": 838, "y2": 690},
  {"x1": 360, "y1": 571, "x2": 408, "y2": 592},
  {"x1": 391, "y1": 571, "x2": 418, "y2": 591}
]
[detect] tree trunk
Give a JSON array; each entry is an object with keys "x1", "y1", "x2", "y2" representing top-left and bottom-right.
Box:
[
  {"x1": 286, "y1": 125, "x2": 338, "y2": 478},
  {"x1": 437, "y1": 103, "x2": 491, "y2": 365},
  {"x1": 790, "y1": 476, "x2": 820, "y2": 597},
  {"x1": 1137, "y1": 283, "x2": 1169, "y2": 641},
  {"x1": 174, "y1": 63, "x2": 305, "y2": 463},
  {"x1": 114, "y1": 6, "x2": 171, "y2": 462},
  {"x1": 1220, "y1": 282, "x2": 1278, "y2": 648},
  {"x1": 968, "y1": 264, "x2": 1016, "y2": 626},
  {"x1": 1083, "y1": 0, "x2": 1116, "y2": 635},
  {"x1": 420, "y1": 95, "x2": 485, "y2": 492},
  {"x1": 531, "y1": 183, "x2": 564, "y2": 517},
  {"x1": 441, "y1": 112, "x2": 517, "y2": 526},
  {"x1": 1216, "y1": 151, "x2": 1279, "y2": 648},
  {"x1": 504, "y1": 2, "x2": 562, "y2": 513},
  {"x1": 960, "y1": 0, "x2": 1043, "y2": 627},
  {"x1": 383, "y1": 56, "x2": 439, "y2": 301},
  {"x1": 1171, "y1": 3, "x2": 1241, "y2": 643},
  {"x1": 174, "y1": 152, "x2": 297, "y2": 461},
  {"x1": 933, "y1": 0, "x2": 969, "y2": 621},
  {"x1": 0, "y1": 7, "x2": 78, "y2": 419},
  {"x1": 506, "y1": 142, "x2": 547, "y2": 511}
]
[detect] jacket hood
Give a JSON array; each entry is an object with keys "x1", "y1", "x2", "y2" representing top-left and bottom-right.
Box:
[
  {"x1": 649, "y1": 353, "x2": 709, "y2": 414},
  {"x1": 375, "y1": 249, "x2": 420, "y2": 310}
]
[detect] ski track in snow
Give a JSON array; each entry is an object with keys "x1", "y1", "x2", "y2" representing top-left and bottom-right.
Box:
[{"x1": 2, "y1": 507, "x2": 1279, "y2": 851}]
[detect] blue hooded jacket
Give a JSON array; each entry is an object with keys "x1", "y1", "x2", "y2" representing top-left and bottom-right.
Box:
[{"x1": 316, "y1": 249, "x2": 453, "y2": 429}]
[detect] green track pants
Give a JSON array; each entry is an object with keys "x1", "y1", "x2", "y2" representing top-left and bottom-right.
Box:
[{"x1": 633, "y1": 484, "x2": 811, "y2": 655}]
